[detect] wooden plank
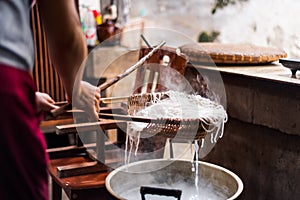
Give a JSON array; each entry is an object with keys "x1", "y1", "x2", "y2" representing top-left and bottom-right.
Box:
[
  {"x1": 48, "y1": 156, "x2": 109, "y2": 189},
  {"x1": 40, "y1": 118, "x2": 74, "y2": 134},
  {"x1": 47, "y1": 141, "x2": 119, "y2": 159},
  {"x1": 56, "y1": 161, "x2": 107, "y2": 178},
  {"x1": 47, "y1": 145, "x2": 87, "y2": 159}
]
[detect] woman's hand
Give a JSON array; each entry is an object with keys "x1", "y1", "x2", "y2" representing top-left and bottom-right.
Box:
[
  {"x1": 35, "y1": 92, "x2": 59, "y2": 112},
  {"x1": 72, "y1": 81, "x2": 101, "y2": 120}
]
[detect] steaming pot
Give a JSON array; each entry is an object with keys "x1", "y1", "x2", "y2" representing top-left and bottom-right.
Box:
[{"x1": 105, "y1": 159, "x2": 243, "y2": 199}]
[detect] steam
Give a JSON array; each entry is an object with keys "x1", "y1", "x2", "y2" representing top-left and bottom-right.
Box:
[{"x1": 119, "y1": 173, "x2": 228, "y2": 200}]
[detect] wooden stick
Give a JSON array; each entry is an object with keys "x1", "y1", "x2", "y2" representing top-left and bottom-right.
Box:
[
  {"x1": 99, "y1": 113, "x2": 157, "y2": 123},
  {"x1": 50, "y1": 103, "x2": 72, "y2": 117},
  {"x1": 100, "y1": 96, "x2": 129, "y2": 104},
  {"x1": 98, "y1": 41, "x2": 166, "y2": 90},
  {"x1": 56, "y1": 120, "x2": 124, "y2": 135},
  {"x1": 140, "y1": 34, "x2": 152, "y2": 48},
  {"x1": 51, "y1": 41, "x2": 166, "y2": 117},
  {"x1": 55, "y1": 113, "x2": 174, "y2": 135}
]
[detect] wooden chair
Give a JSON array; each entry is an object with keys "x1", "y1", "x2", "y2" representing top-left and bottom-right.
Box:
[{"x1": 30, "y1": 3, "x2": 66, "y2": 102}]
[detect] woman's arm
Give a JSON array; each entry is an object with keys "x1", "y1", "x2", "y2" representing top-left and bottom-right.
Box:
[{"x1": 38, "y1": 0, "x2": 100, "y2": 119}]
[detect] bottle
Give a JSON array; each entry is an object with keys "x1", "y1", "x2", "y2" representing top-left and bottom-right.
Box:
[{"x1": 84, "y1": 8, "x2": 98, "y2": 47}]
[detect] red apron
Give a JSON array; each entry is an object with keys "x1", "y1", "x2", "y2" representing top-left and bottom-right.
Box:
[{"x1": 0, "y1": 64, "x2": 49, "y2": 200}]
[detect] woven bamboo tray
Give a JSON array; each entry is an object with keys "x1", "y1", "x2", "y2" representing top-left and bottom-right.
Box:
[
  {"x1": 127, "y1": 92, "x2": 207, "y2": 140},
  {"x1": 180, "y1": 42, "x2": 287, "y2": 65}
]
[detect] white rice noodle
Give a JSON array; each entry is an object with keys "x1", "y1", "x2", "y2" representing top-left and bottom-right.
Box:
[
  {"x1": 124, "y1": 91, "x2": 228, "y2": 165},
  {"x1": 129, "y1": 91, "x2": 227, "y2": 142}
]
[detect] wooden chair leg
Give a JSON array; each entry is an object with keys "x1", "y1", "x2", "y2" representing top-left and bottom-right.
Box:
[
  {"x1": 169, "y1": 139, "x2": 174, "y2": 159},
  {"x1": 52, "y1": 178, "x2": 62, "y2": 200}
]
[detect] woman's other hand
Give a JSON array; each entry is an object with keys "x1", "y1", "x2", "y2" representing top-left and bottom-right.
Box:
[{"x1": 35, "y1": 92, "x2": 59, "y2": 112}]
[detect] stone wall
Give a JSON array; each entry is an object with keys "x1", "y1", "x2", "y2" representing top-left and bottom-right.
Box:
[
  {"x1": 203, "y1": 117, "x2": 300, "y2": 200},
  {"x1": 199, "y1": 68, "x2": 300, "y2": 199}
]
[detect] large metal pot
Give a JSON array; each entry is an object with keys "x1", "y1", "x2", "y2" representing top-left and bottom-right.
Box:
[{"x1": 106, "y1": 159, "x2": 243, "y2": 200}]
